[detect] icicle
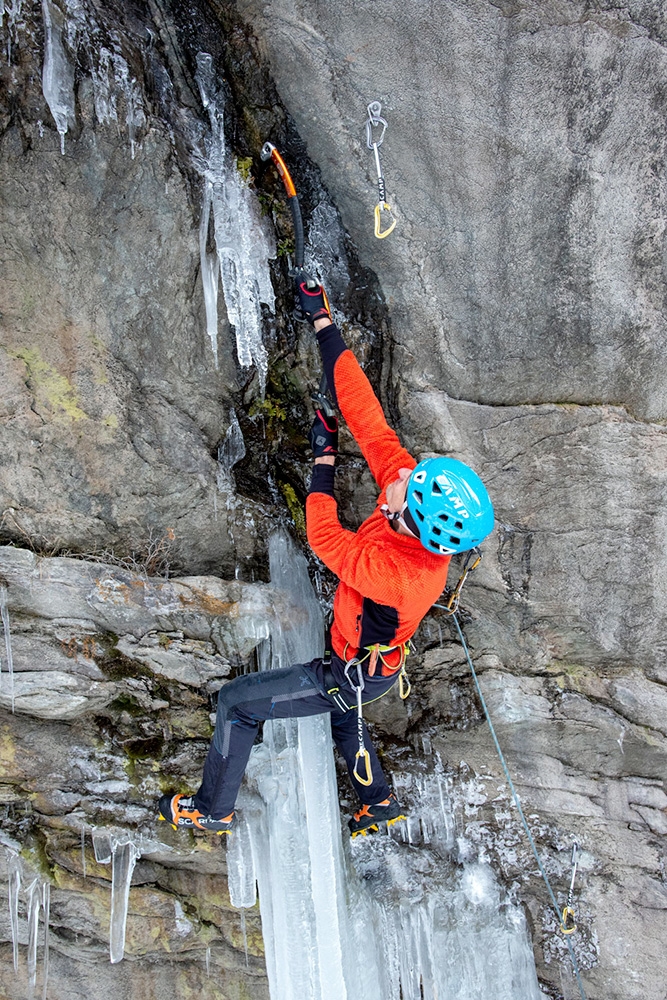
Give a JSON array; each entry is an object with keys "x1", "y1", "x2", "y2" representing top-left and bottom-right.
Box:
[
  {"x1": 42, "y1": 882, "x2": 50, "y2": 1000},
  {"x1": 91, "y1": 828, "x2": 142, "y2": 963},
  {"x1": 41, "y1": 0, "x2": 75, "y2": 154},
  {"x1": 8, "y1": 851, "x2": 21, "y2": 972},
  {"x1": 217, "y1": 409, "x2": 246, "y2": 490},
  {"x1": 0, "y1": 582, "x2": 14, "y2": 713},
  {"x1": 109, "y1": 836, "x2": 140, "y2": 963},
  {"x1": 205, "y1": 944, "x2": 211, "y2": 977},
  {"x1": 226, "y1": 811, "x2": 256, "y2": 909},
  {"x1": 80, "y1": 825, "x2": 87, "y2": 878},
  {"x1": 26, "y1": 878, "x2": 40, "y2": 987},
  {"x1": 92, "y1": 829, "x2": 113, "y2": 865},
  {"x1": 199, "y1": 182, "x2": 219, "y2": 367}
]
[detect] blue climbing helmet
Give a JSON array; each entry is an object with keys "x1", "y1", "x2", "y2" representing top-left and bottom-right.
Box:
[{"x1": 405, "y1": 457, "x2": 494, "y2": 555}]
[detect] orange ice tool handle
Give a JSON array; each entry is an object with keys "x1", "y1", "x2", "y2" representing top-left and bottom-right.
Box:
[{"x1": 261, "y1": 141, "x2": 304, "y2": 269}]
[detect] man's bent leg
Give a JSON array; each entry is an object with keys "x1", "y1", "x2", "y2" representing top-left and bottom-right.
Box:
[{"x1": 193, "y1": 660, "x2": 334, "y2": 819}]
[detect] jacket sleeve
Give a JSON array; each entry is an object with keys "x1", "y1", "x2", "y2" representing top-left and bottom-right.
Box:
[
  {"x1": 315, "y1": 323, "x2": 415, "y2": 489},
  {"x1": 306, "y1": 493, "x2": 408, "y2": 603}
]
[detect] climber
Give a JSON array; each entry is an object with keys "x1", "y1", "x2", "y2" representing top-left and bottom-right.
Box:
[{"x1": 158, "y1": 283, "x2": 494, "y2": 837}]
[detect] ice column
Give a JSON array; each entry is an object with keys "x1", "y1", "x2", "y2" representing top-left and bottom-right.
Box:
[
  {"x1": 41, "y1": 882, "x2": 50, "y2": 1000},
  {"x1": 26, "y1": 878, "x2": 40, "y2": 987},
  {"x1": 8, "y1": 851, "x2": 21, "y2": 972},
  {"x1": 194, "y1": 52, "x2": 275, "y2": 390},
  {"x1": 233, "y1": 532, "x2": 369, "y2": 1000},
  {"x1": 92, "y1": 829, "x2": 142, "y2": 963},
  {"x1": 41, "y1": 0, "x2": 75, "y2": 154},
  {"x1": 0, "y1": 582, "x2": 14, "y2": 713}
]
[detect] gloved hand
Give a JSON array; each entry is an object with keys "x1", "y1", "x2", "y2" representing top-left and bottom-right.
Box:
[
  {"x1": 308, "y1": 402, "x2": 338, "y2": 458},
  {"x1": 297, "y1": 277, "x2": 332, "y2": 326}
]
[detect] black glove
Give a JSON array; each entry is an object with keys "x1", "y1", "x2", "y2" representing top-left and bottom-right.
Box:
[
  {"x1": 308, "y1": 397, "x2": 338, "y2": 457},
  {"x1": 298, "y1": 278, "x2": 332, "y2": 326}
]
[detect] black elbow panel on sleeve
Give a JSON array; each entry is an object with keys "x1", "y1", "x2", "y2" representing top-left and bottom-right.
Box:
[{"x1": 315, "y1": 324, "x2": 347, "y2": 406}]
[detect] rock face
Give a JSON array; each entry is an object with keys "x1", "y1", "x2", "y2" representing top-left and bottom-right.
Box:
[{"x1": 1, "y1": 1, "x2": 666, "y2": 999}]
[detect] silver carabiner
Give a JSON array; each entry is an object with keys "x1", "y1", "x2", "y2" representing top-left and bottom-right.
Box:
[{"x1": 366, "y1": 101, "x2": 388, "y2": 149}]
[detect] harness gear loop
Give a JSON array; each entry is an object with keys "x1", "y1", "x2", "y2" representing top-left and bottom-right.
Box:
[
  {"x1": 433, "y1": 547, "x2": 482, "y2": 616},
  {"x1": 342, "y1": 640, "x2": 409, "y2": 676},
  {"x1": 366, "y1": 102, "x2": 397, "y2": 239},
  {"x1": 560, "y1": 842, "x2": 579, "y2": 935},
  {"x1": 344, "y1": 659, "x2": 374, "y2": 786}
]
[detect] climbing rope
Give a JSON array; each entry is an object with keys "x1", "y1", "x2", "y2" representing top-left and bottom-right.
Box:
[
  {"x1": 366, "y1": 102, "x2": 396, "y2": 239},
  {"x1": 452, "y1": 613, "x2": 589, "y2": 1000}
]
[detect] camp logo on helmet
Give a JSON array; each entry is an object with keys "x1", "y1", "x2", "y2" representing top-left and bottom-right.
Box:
[
  {"x1": 412, "y1": 468, "x2": 470, "y2": 519},
  {"x1": 433, "y1": 473, "x2": 470, "y2": 518}
]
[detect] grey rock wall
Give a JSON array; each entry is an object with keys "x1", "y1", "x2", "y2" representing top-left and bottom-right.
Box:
[{"x1": 1, "y1": 1, "x2": 666, "y2": 999}]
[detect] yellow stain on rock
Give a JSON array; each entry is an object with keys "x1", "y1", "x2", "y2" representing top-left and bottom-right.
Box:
[
  {"x1": 12, "y1": 346, "x2": 88, "y2": 422},
  {"x1": 0, "y1": 727, "x2": 17, "y2": 778}
]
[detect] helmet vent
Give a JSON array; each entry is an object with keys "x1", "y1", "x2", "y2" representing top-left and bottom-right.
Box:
[
  {"x1": 438, "y1": 513, "x2": 449, "y2": 523},
  {"x1": 415, "y1": 509, "x2": 425, "y2": 522},
  {"x1": 450, "y1": 536, "x2": 460, "y2": 545},
  {"x1": 413, "y1": 490, "x2": 423, "y2": 504},
  {"x1": 432, "y1": 527, "x2": 441, "y2": 536},
  {"x1": 454, "y1": 520, "x2": 463, "y2": 530},
  {"x1": 431, "y1": 481, "x2": 442, "y2": 495}
]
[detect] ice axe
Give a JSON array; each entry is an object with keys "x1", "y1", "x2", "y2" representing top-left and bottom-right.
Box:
[{"x1": 261, "y1": 141, "x2": 333, "y2": 400}]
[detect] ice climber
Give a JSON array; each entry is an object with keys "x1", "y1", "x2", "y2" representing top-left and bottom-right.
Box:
[{"x1": 159, "y1": 282, "x2": 494, "y2": 837}]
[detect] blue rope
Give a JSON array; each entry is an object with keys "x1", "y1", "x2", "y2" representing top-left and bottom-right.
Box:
[{"x1": 452, "y1": 614, "x2": 588, "y2": 1000}]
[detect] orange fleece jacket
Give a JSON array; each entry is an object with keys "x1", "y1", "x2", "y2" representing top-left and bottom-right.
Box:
[{"x1": 306, "y1": 328, "x2": 451, "y2": 667}]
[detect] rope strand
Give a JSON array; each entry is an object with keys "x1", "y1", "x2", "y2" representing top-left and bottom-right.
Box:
[{"x1": 452, "y1": 614, "x2": 588, "y2": 1000}]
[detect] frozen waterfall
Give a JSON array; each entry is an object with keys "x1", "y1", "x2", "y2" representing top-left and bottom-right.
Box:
[
  {"x1": 195, "y1": 52, "x2": 275, "y2": 390},
  {"x1": 226, "y1": 532, "x2": 543, "y2": 1000}
]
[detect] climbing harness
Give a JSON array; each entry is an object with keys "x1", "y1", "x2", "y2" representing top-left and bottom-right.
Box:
[
  {"x1": 560, "y1": 842, "x2": 579, "y2": 934},
  {"x1": 345, "y1": 658, "x2": 373, "y2": 786},
  {"x1": 366, "y1": 102, "x2": 397, "y2": 239},
  {"x1": 433, "y1": 547, "x2": 482, "y2": 616},
  {"x1": 452, "y1": 614, "x2": 589, "y2": 1000}
]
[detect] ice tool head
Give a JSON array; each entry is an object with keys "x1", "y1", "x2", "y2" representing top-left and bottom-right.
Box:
[{"x1": 406, "y1": 457, "x2": 494, "y2": 555}]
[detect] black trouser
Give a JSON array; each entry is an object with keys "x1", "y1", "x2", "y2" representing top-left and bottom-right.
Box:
[{"x1": 193, "y1": 655, "x2": 398, "y2": 819}]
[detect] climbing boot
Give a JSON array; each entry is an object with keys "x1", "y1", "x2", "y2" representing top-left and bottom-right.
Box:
[
  {"x1": 348, "y1": 792, "x2": 406, "y2": 837},
  {"x1": 158, "y1": 793, "x2": 234, "y2": 835}
]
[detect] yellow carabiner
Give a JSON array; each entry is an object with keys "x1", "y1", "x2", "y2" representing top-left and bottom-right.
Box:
[
  {"x1": 374, "y1": 202, "x2": 396, "y2": 239},
  {"x1": 398, "y1": 667, "x2": 411, "y2": 701},
  {"x1": 560, "y1": 906, "x2": 577, "y2": 935},
  {"x1": 353, "y1": 748, "x2": 373, "y2": 786}
]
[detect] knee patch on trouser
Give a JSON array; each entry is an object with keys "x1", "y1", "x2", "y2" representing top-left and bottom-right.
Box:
[{"x1": 212, "y1": 663, "x2": 322, "y2": 758}]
